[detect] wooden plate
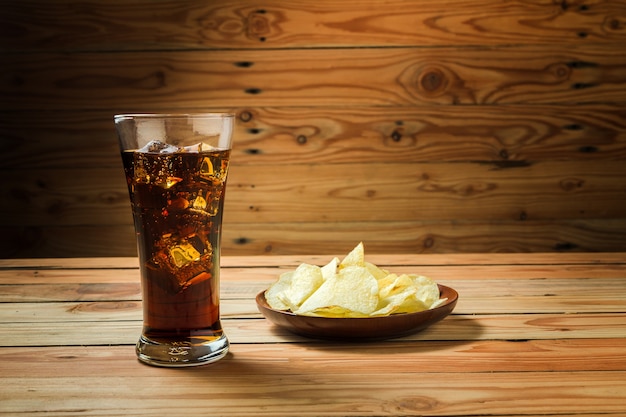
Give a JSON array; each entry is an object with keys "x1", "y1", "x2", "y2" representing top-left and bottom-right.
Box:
[{"x1": 255, "y1": 284, "x2": 458, "y2": 341}]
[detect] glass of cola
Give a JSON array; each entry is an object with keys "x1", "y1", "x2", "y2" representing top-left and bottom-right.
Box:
[{"x1": 114, "y1": 113, "x2": 234, "y2": 367}]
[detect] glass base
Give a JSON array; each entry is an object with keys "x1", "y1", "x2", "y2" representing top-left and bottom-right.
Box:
[{"x1": 136, "y1": 333, "x2": 229, "y2": 367}]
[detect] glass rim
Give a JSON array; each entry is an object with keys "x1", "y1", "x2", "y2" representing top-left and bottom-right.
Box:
[{"x1": 114, "y1": 113, "x2": 235, "y2": 122}]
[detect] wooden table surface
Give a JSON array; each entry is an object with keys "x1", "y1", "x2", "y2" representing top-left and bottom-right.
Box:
[{"x1": 1, "y1": 253, "x2": 625, "y2": 416}]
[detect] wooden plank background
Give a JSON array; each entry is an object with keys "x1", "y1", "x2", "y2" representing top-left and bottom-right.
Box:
[{"x1": 1, "y1": 0, "x2": 626, "y2": 257}]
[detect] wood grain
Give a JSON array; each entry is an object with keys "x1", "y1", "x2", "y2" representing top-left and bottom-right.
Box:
[
  {"x1": 0, "y1": 254, "x2": 623, "y2": 416},
  {"x1": 1, "y1": 371, "x2": 624, "y2": 416},
  {"x1": 216, "y1": 219, "x2": 626, "y2": 255},
  {"x1": 2, "y1": 339, "x2": 626, "y2": 375},
  {"x1": 20, "y1": 281, "x2": 626, "y2": 313},
  {"x1": 2, "y1": 276, "x2": 625, "y2": 314},
  {"x1": 3, "y1": 217, "x2": 626, "y2": 257},
  {"x1": 2, "y1": 105, "x2": 625, "y2": 170},
  {"x1": 1, "y1": 252, "x2": 625, "y2": 281},
  {"x1": 3, "y1": 45, "x2": 626, "y2": 110},
  {"x1": 1, "y1": 252, "x2": 624, "y2": 269},
  {"x1": 3, "y1": 161, "x2": 625, "y2": 225},
  {"x1": 2, "y1": 313, "x2": 626, "y2": 346},
  {"x1": 2, "y1": 0, "x2": 625, "y2": 51},
  {"x1": 2, "y1": 0, "x2": 625, "y2": 257}
]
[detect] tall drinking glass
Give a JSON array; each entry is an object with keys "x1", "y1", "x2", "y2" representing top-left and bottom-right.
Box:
[{"x1": 114, "y1": 113, "x2": 233, "y2": 367}]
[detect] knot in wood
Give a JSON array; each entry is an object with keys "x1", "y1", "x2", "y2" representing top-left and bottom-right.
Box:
[
  {"x1": 559, "y1": 177, "x2": 585, "y2": 192},
  {"x1": 420, "y1": 68, "x2": 445, "y2": 92},
  {"x1": 391, "y1": 129, "x2": 402, "y2": 142},
  {"x1": 605, "y1": 17, "x2": 623, "y2": 31},
  {"x1": 239, "y1": 110, "x2": 253, "y2": 122},
  {"x1": 415, "y1": 66, "x2": 449, "y2": 98},
  {"x1": 246, "y1": 10, "x2": 272, "y2": 40},
  {"x1": 548, "y1": 63, "x2": 571, "y2": 80}
]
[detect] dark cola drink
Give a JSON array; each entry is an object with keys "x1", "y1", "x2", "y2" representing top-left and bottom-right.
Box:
[{"x1": 121, "y1": 140, "x2": 230, "y2": 366}]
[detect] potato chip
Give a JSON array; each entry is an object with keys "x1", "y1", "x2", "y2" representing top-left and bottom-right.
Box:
[
  {"x1": 263, "y1": 242, "x2": 445, "y2": 318},
  {"x1": 320, "y1": 257, "x2": 339, "y2": 281},
  {"x1": 410, "y1": 275, "x2": 441, "y2": 307},
  {"x1": 365, "y1": 261, "x2": 389, "y2": 280},
  {"x1": 278, "y1": 263, "x2": 324, "y2": 310},
  {"x1": 374, "y1": 281, "x2": 432, "y2": 316},
  {"x1": 295, "y1": 265, "x2": 378, "y2": 316},
  {"x1": 378, "y1": 273, "x2": 413, "y2": 299},
  {"x1": 303, "y1": 306, "x2": 366, "y2": 318},
  {"x1": 339, "y1": 242, "x2": 365, "y2": 268},
  {"x1": 430, "y1": 297, "x2": 448, "y2": 309},
  {"x1": 265, "y1": 271, "x2": 293, "y2": 311}
]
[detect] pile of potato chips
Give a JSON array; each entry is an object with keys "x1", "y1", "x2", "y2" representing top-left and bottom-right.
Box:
[{"x1": 265, "y1": 242, "x2": 447, "y2": 317}]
